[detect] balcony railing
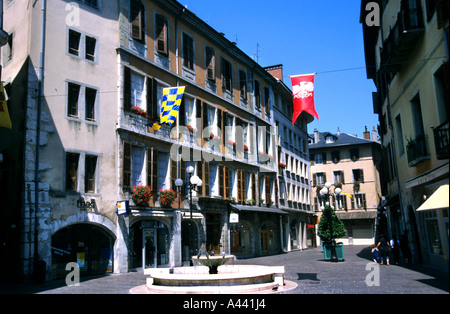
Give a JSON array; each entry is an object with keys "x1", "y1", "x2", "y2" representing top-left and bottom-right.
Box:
[
  {"x1": 407, "y1": 135, "x2": 429, "y2": 166},
  {"x1": 433, "y1": 121, "x2": 449, "y2": 160},
  {"x1": 381, "y1": 2, "x2": 424, "y2": 73}
]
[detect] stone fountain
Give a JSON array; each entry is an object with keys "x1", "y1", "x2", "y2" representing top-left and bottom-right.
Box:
[{"x1": 129, "y1": 251, "x2": 298, "y2": 294}]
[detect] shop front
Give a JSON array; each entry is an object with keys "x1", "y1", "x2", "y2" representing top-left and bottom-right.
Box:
[{"x1": 51, "y1": 223, "x2": 114, "y2": 280}]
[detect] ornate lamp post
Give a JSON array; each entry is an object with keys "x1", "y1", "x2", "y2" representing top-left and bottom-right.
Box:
[
  {"x1": 175, "y1": 166, "x2": 202, "y2": 261},
  {"x1": 319, "y1": 182, "x2": 342, "y2": 263}
]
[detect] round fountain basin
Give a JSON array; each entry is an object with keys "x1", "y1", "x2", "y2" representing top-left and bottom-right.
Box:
[{"x1": 191, "y1": 255, "x2": 235, "y2": 268}]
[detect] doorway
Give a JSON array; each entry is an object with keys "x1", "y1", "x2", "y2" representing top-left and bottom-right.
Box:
[
  {"x1": 206, "y1": 214, "x2": 221, "y2": 254},
  {"x1": 261, "y1": 221, "x2": 277, "y2": 256},
  {"x1": 130, "y1": 220, "x2": 169, "y2": 269}
]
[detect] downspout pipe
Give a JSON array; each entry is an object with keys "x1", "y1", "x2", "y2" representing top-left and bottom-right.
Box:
[{"x1": 33, "y1": 0, "x2": 46, "y2": 283}]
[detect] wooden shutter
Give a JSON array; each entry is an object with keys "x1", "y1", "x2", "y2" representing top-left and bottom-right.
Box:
[
  {"x1": 197, "y1": 161, "x2": 203, "y2": 196},
  {"x1": 202, "y1": 102, "x2": 208, "y2": 133},
  {"x1": 265, "y1": 175, "x2": 271, "y2": 203},
  {"x1": 123, "y1": 142, "x2": 131, "y2": 190},
  {"x1": 124, "y1": 67, "x2": 131, "y2": 112},
  {"x1": 147, "y1": 77, "x2": 158, "y2": 119},
  {"x1": 155, "y1": 14, "x2": 168, "y2": 55},
  {"x1": 225, "y1": 167, "x2": 230, "y2": 199},
  {"x1": 206, "y1": 47, "x2": 215, "y2": 81},
  {"x1": 251, "y1": 173, "x2": 256, "y2": 201},
  {"x1": 204, "y1": 162, "x2": 210, "y2": 197},
  {"x1": 147, "y1": 147, "x2": 158, "y2": 191},
  {"x1": 130, "y1": 0, "x2": 144, "y2": 42},
  {"x1": 237, "y1": 169, "x2": 244, "y2": 203},
  {"x1": 219, "y1": 165, "x2": 224, "y2": 198},
  {"x1": 217, "y1": 109, "x2": 223, "y2": 147}
]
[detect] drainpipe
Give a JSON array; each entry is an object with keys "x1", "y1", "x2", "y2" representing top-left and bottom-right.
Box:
[{"x1": 33, "y1": 0, "x2": 46, "y2": 283}]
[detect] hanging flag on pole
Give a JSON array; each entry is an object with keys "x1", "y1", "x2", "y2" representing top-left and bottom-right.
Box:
[
  {"x1": 149, "y1": 86, "x2": 186, "y2": 131},
  {"x1": 290, "y1": 73, "x2": 318, "y2": 125},
  {"x1": 0, "y1": 82, "x2": 12, "y2": 129}
]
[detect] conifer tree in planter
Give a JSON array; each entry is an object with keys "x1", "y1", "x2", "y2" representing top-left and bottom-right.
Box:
[{"x1": 318, "y1": 204, "x2": 346, "y2": 241}]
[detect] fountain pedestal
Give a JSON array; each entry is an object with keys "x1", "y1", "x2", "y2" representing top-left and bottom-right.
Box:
[{"x1": 191, "y1": 255, "x2": 235, "y2": 274}]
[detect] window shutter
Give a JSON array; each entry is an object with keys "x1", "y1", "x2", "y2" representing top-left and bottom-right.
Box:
[
  {"x1": 237, "y1": 169, "x2": 244, "y2": 203},
  {"x1": 219, "y1": 165, "x2": 224, "y2": 198},
  {"x1": 206, "y1": 47, "x2": 215, "y2": 81},
  {"x1": 204, "y1": 161, "x2": 210, "y2": 197},
  {"x1": 313, "y1": 174, "x2": 317, "y2": 186},
  {"x1": 155, "y1": 14, "x2": 168, "y2": 55},
  {"x1": 217, "y1": 109, "x2": 223, "y2": 146},
  {"x1": 123, "y1": 142, "x2": 131, "y2": 190},
  {"x1": 225, "y1": 167, "x2": 230, "y2": 199},
  {"x1": 197, "y1": 161, "x2": 203, "y2": 196},
  {"x1": 130, "y1": 0, "x2": 144, "y2": 42},
  {"x1": 202, "y1": 102, "x2": 208, "y2": 134},
  {"x1": 124, "y1": 67, "x2": 131, "y2": 112},
  {"x1": 147, "y1": 77, "x2": 158, "y2": 119},
  {"x1": 265, "y1": 175, "x2": 271, "y2": 203},
  {"x1": 251, "y1": 173, "x2": 256, "y2": 201},
  {"x1": 179, "y1": 99, "x2": 186, "y2": 126}
]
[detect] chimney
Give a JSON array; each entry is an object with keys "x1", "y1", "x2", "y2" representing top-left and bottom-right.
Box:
[
  {"x1": 371, "y1": 126, "x2": 379, "y2": 142},
  {"x1": 264, "y1": 64, "x2": 284, "y2": 82},
  {"x1": 337, "y1": 127, "x2": 341, "y2": 136},
  {"x1": 363, "y1": 126, "x2": 370, "y2": 140},
  {"x1": 314, "y1": 129, "x2": 319, "y2": 143}
]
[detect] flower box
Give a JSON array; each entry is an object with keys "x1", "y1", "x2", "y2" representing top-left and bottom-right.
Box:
[
  {"x1": 159, "y1": 189, "x2": 176, "y2": 208},
  {"x1": 132, "y1": 185, "x2": 152, "y2": 207}
]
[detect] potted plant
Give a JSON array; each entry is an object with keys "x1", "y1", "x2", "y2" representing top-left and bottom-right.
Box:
[
  {"x1": 131, "y1": 106, "x2": 148, "y2": 118},
  {"x1": 132, "y1": 185, "x2": 152, "y2": 207},
  {"x1": 266, "y1": 199, "x2": 273, "y2": 207},
  {"x1": 245, "y1": 199, "x2": 254, "y2": 206},
  {"x1": 187, "y1": 124, "x2": 197, "y2": 134},
  {"x1": 318, "y1": 204, "x2": 346, "y2": 261},
  {"x1": 230, "y1": 197, "x2": 237, "y2": 204},
  {"x1": 158, "y1": 189, "x2": 177, "y2": 208},
  {"x1": 243, "y1": 145, "x2": 249, "y2": 152},
  {"x1": 278, "y1": 162, "x2": 286, "y2": 169}
]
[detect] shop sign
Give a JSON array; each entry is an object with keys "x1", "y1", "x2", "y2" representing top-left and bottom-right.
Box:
[{"x1": 117, "y1": 200, "x2": 130, "y2": 216}]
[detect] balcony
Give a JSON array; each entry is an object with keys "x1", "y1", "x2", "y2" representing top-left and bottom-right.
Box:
[
  {"x1": 433, "y1": 121, "x2": 449, "y2": 160},
  {"x1": 381, "y1": 3, "x2": 424, "y2": 73},
  {"x1": 407, "y1": 135, "x2": 430, "y2": 166}
]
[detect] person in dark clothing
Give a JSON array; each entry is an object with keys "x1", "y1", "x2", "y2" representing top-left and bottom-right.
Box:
[
  {"x1": 390, "y1": 235, "x2": 400, "y2": 265},
  {"x1": 377, "y1": 234, "x2": 390, "y2": 265}
]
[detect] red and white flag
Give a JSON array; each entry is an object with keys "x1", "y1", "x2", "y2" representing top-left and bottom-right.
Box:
[{"x1": 290, "y1": 73, "x2": 319, "y2": 125}]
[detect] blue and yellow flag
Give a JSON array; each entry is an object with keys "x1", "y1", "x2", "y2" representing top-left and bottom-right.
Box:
[
  {"x1": 150, "y1": 86, "x2": 185, "y2": 131},
  {"x1": 0, "y1": 82, "x2": 12, "y2": 129}
]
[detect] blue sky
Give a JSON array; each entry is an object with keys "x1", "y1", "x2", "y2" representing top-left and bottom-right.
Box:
[{"x1": 181, "y1": 0, "x2": 378, "y2": 138}]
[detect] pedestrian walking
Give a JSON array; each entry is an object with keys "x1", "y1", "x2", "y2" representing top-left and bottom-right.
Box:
[
  {"x1": 377, "y1": 234, "x2": 390, "y2": 265},
  {"x1": 371, "y1": 244, "x2": 380, "y2": 263},
  {"x1": 390, "y1": 235, "x2": 400, "y2": 265}
]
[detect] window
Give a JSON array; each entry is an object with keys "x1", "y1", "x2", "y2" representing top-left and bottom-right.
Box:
[
  {"x1": 85, "y1": 36, "x2": 97, "y2": 62},
  {"x1": 254, "y1": 80, "x2": 261, "y2": 108},
  {"x1": 130, "y1": 72, "x2": 145, "y2": 110},
  {"x1": 85, "y1": 155, "x2": 98, "y2": 193},
  {"x1": 221, "y1": 58, "x2": 232, "y2": 92},
  {"x1": 264, "y1": 87, "x2": 270, "y2": 115},
  {"x1": 239, "y1": 70, "x2": 247, "y2": 100},
  {"x1": 67, "y1": 82, "x2": 98, "y2": 122},
  {"x1": 122, "y1": 142, "x2": 145, "y2": 190},
  {"x1": 130, "y1": 0, "x2": 145, "y2": 43},
  {"x1": 68, "y1": 29, "x2": 98, "y2": 62},
  {"x1": 314, "y1": 152, "x2": 326, "y2": 164},
  {"x1": 79, "y1": 0, "x2": 100, "y2": 9},
  {"x1": 182, "y1": 32, "x2": 194, "y2": 70},
  {"x1": 205, "y1": 46, "x2": 215, "y2": 81},
  {"x1": 68, "y1": 30, "x2": 81, "y2": 56},
  {"x1": 5, "y1": 33, "x2": 13, "y2": 62},
  {"x1": 352, "y1": 169, "x2": 364, "y2": 183},
  {"x1": 85, "y1": 87, "x2": 97, "y2": 121},
  {"x1": 147, "y1": 147, "x2": 159, "y2": 193},
  {"x1": 350, "y1": 148, "x2": 359, "y2": 161},
  {"x1": 333, "y1": 170, "x2": 344, "y2": 185},
  {"x1": 155, "y1": 14, "x2": 168, "y2": 55},
  {"x1": 395, "y1": 115, "x2": 405, "y2": 155},
  {"x1": 331, "y1": 151, "x2": 340, "y2": 163},
  {"x1": 66, "y1": 153, "x2": 80, "y2": 191},
  {"x1": 352, "y1": 194, "x2": 366, "y2": 209},
  {"x1": 68, "y1": 83, "x2": 81, "y2": 118},
  {"x1": 313, "y1": 172, "x2": 326, "y2": 186}
]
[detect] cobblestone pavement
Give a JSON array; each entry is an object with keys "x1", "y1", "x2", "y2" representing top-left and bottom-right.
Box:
[{"x1": 1, "y1": 245, "x2": 448, "y2": 294}]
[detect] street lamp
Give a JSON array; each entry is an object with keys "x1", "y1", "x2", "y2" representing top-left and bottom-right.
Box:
[
  {"x1": 319, "y1": 182, "x2": 341, "y2": 263},
  {"x1": 175, "y1": 165, "x2": 202, "y2": 262}
]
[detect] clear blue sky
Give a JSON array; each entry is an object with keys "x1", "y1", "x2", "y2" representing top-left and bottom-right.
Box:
[{"x1": 181, "y1": 0, "x2": 378, "y2": 138}]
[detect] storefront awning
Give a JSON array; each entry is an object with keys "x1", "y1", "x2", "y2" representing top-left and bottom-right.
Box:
[
  {"x1": 417, "y1": 185, "x2": 449, "y2": 211},
  {"x1": 230, "y1": 204, "x2": 288, "y2": 215}
]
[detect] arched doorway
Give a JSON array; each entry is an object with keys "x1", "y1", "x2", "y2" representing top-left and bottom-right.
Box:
[
  {"x1": 130, "y1": 220, "x2": 169, "y2": 269},
  {"x1": 261, "y1": 221, "x2": 277, "y2": 256},
  {"x1": 51, "y1": 224, "x2": 114, "y2": 280},
  {"x1": 230, "y1": 222, "x2": 251, "y2": 256},
  {"x1": 181, "y1": 220, "x2": 199, "y2": 264}
]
